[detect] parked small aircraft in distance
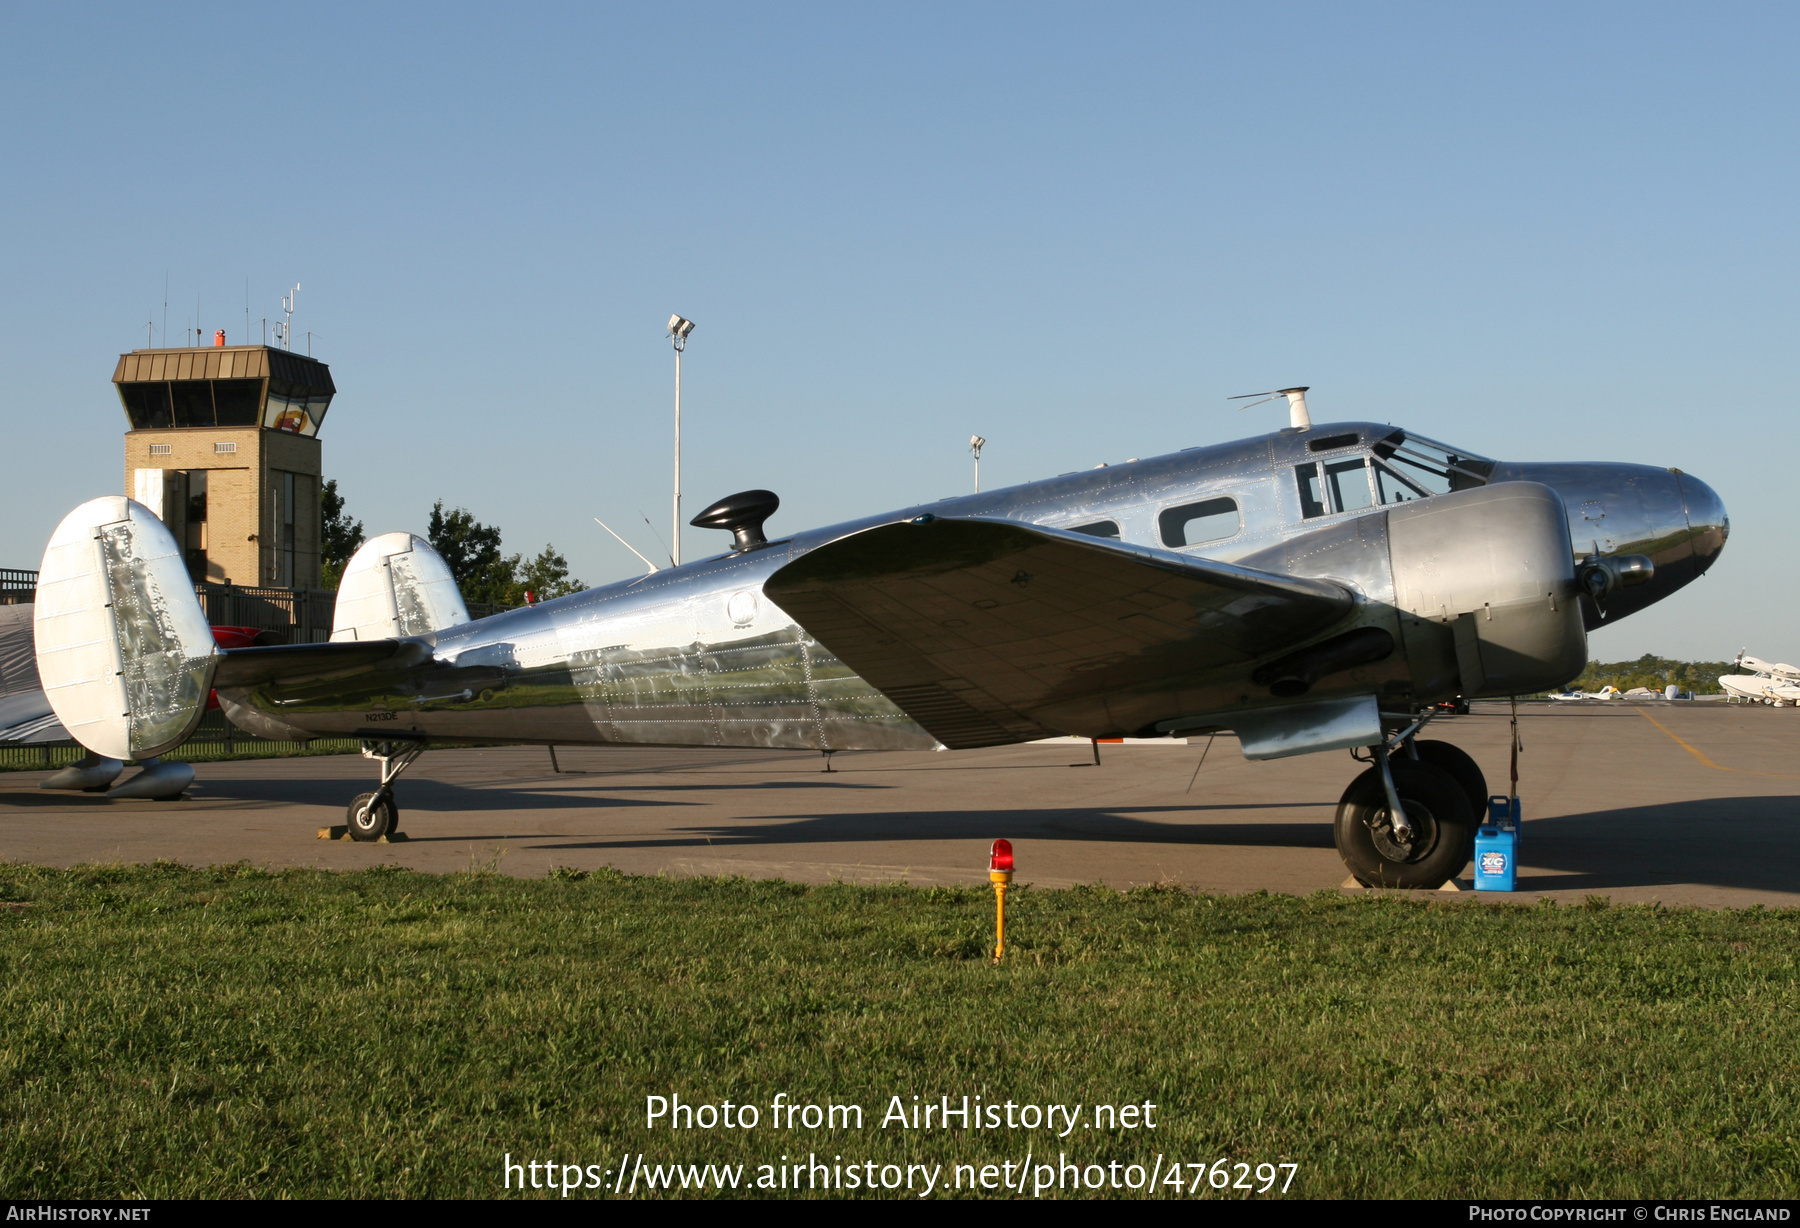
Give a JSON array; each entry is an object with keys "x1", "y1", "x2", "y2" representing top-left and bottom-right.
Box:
[
  {"x1": 1550, "y1": 685, "x2": 1624, "y2": 701},
  {"x1": 1719, "y1": 653, "x2": 1800, "y2": 705},
  {"x1": 1552, "y1": 684, "x2": 1688, "y2": 701},
  {"x1": 33, "y1": 388, "x2": 1726, "y2": 887}
]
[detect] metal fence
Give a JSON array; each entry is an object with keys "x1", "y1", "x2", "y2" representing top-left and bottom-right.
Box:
[
  {"x1": 0, "y1": 710, "x2": 362, "y2": 771},
  {"x1": 198, "y1": 583, "x2": 340, "y2": 642},
  {"x1": 0, "y1": 569, "x2": 34, "y2": 605}
]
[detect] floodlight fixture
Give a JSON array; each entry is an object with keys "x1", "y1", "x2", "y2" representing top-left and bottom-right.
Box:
[
  {"x1": 668, "y1": 314, "x2": 696, "y2": 564},
  {"x1": 970, "y1": 435, "x2": 986, "y2": 493}
]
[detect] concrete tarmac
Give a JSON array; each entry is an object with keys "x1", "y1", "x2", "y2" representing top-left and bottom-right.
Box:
[{"x1": 2, "y1": 703, "x2": 1796, "y2": 906}]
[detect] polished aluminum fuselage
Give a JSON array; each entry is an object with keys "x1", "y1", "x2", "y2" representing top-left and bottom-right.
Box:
[{"x1": 224, "y1": 422, "x2": 1726, "y2": 751}]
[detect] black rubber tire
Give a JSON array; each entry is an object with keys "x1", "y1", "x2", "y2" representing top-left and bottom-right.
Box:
[
  {"x1": 346, "y1": 791, "x2": 396, "y2": 842},
  {"x1": 1393, "y1": 740, "x2": 1488, "y2": 821},
  {"x1": 1335, "y1": 759, "x2": 1477, "y2": 889}
]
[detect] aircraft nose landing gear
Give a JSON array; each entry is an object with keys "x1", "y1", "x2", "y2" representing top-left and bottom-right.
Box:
[{"x1": 347, "y1": 741, "x2": 425, "y2": 842}]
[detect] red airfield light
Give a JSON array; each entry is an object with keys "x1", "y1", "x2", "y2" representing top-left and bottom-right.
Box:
[{"x1": 988, "y1": 840, "x2": 1014, "y2": 962}]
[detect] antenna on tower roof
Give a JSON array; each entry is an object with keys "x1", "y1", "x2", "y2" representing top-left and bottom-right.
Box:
[{"x1": 275, "y1": 284, "x2": 299, "y2": 350}]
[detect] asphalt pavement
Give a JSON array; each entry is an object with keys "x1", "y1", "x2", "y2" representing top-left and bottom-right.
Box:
[{"x1": 2, "y1": 702, "x2": 1795, "y2": 906}]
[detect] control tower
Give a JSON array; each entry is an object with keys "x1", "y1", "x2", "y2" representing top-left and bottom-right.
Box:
[{"x1": 112, "y1": 342, "x2": 335, "y2": 589}]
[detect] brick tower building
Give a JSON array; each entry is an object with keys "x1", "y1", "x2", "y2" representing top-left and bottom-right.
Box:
[{"x1": 112, "y1": 342, "x2": 335, "y2": 590}]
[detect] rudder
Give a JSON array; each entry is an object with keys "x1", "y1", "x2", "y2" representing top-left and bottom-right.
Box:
[{"x1": 34, "y1": 497, "x2": 217, "y2": 760}]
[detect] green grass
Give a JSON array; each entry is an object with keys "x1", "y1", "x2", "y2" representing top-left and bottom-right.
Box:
[{"x1": 1, "y1": 864, "x2": 1797, "y2": 1200}]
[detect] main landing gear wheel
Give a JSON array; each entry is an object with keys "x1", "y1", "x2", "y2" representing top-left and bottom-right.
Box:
[
  {"x1": 346, "y1": 791, "x2": 397, "y2": 842},
  {"x1": 1393, "y1": 740, "x2": 1487, "y2": 819},
  {"x1": 1336, "y1": 758, "x2": 1476, "y2": 889}
]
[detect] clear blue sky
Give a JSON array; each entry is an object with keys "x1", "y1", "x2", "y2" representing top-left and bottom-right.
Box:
[{"x1": 2, "y1": 2, "x2": 1792, "y2": 662}]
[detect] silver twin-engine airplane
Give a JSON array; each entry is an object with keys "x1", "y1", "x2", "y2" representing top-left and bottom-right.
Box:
[{"x1": 32, "y1": 389, "x2": 1726, "y2": 887}]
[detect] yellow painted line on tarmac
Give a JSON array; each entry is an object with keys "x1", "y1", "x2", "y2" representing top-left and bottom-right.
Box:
[{"x1": 1634, "y1": 708, "x2": 1800, "y2": 778}]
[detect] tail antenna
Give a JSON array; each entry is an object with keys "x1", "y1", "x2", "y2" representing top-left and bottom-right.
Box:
[{"x1": 594, "y1": 517, "x2": 660, "y2": 574}]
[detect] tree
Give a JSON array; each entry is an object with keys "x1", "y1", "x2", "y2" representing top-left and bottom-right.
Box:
[
  {"x1": 319, "y1": 479, "x2": 365, "y2": 590},
  {"x1": 1564, "y1": 653, "x2": 1735, "y2": 696},
  {"x1": 427, "y1": 501, "x2": 512, "y2": 603},
  {"x1": 511, "y1": 544, "x2": 586, "y2": 604},
  {"x1": 425, "y1": 503, "x2": 587, "y2": 606}
]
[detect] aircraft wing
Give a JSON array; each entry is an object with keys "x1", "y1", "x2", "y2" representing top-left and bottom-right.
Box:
[{"x1": 764, "y1": 516, "x2": 1355, "y2": 748}]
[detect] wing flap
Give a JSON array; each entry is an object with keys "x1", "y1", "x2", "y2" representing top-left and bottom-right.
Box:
[{"x1": 764, "y1": 517, "x2": 1354, "y2": 748}]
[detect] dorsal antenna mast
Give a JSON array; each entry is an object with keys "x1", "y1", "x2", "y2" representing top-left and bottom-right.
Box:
[{"x1": 1227, "y1": 386, "x2": 1311, "y2": 430}]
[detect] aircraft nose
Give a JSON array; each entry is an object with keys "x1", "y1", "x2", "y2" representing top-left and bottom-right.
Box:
[{"x1": 1676, "y1": 471, "x2": 1728, "y2": 578}]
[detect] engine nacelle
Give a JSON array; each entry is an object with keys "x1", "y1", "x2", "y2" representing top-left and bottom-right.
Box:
[{"x1": 1388, "y1": 481, "x2": 1587, "y2": 700}]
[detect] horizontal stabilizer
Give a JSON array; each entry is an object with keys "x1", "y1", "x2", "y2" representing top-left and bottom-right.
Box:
[
  {"x1": 765, "y1": 517, "x2": 1353, "y2": 748},
  {"x1": 213, "y1": 639, "x2": 427, "y2": 688}
]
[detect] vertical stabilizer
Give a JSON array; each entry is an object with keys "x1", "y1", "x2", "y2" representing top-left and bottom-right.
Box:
[
  {"x1": 34, "y1": 497, "x2": 217, "y2": 760},
  {"x1": 330, "y1": 532, "x2": 470, "y2": 641}
]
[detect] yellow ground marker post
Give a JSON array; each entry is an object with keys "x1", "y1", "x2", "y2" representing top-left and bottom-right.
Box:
[{"x1": 989, "y1": 839, "x2": 1014, "y2": 963}]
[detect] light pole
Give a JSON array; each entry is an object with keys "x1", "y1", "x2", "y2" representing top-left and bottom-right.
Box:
[
  {"x1": 970, "y1": 435, "x2": 986, "y2": 493},
  {"x1": 667, "y1": 315, "x2": 695, "y2": 565}
]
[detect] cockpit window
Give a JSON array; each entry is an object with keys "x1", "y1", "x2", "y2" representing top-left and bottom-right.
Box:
[
  {"x1": 1325, "y1": 458, "x2": 1375, "y2": 512},
  {"x1": 1297, "y1": 464, "x2": 1326, "y2": 517},
  {"x1": 1375, "y1": 463, "x2": 1426, "y2": 504},
  {"x1": 1297, "y1": 459, "x2": 1375, "y2": 517},
  {"x1": 1066, "y1": 519, "x2": 1121, "y2": 539},
  {"x1": 1372, "y1": 430, "x2": 1495, "y2": 494}
]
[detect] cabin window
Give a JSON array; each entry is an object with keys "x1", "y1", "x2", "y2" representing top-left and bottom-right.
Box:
[
  {"x1": 1159, "y1": 497, "x2": 1240, "y2": 548},
  {"x1": 1066, "y1": 520, "x2": 1121, "y2": 539}
]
